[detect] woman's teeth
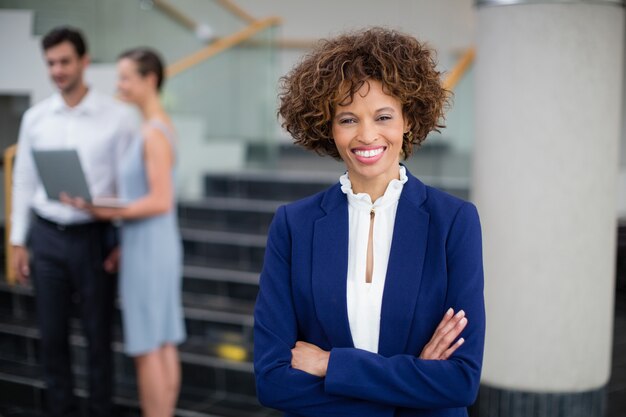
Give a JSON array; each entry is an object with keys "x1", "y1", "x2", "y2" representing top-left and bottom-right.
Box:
[{"x1": 354, "y1": 148, "x2": 384, "y2": 158}]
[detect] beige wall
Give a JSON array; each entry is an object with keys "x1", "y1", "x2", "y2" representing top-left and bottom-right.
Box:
[{"x1": 236, "y1": 0, "x2": 475, "y2": 74}]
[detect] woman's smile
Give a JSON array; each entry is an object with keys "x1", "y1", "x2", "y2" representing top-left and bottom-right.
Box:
[
  {"x1": 332, "y1": 80, "x2": 407, "y2": 197},
  {"x1": 352, "y1": 145, "x2": 386, "y2": 161}
]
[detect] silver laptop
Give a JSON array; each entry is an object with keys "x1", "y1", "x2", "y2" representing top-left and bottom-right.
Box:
[{"x1": 32, "y1": 149, "x2": 126, "y2": 208}]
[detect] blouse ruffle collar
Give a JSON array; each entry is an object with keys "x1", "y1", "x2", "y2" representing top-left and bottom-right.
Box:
[{"x1": 339, "y1": 165, "x2": 408, "y2": 211}]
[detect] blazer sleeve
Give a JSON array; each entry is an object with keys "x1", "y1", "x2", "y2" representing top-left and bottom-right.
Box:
[
  {"x1": 254, "y1": 206, "x2": 394, "y2": 417},
  {"x1": 324, "y1": 202, "x2": 486, "y2": 409}
]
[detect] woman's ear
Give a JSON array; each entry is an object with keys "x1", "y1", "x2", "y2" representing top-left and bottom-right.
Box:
[
  {"x1": 403, "y1": 118, "x2": 411, "y2": 134},
  {"x1": 146, "y1": 72, "x2": 158, "y2": 90},
  {"x1": 402, "y1": 109, "x2": 412, "y2": 133}
]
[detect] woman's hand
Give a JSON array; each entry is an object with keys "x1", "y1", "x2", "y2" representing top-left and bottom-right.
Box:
[
  {"x1": 59, "y1": 192, "x2": 89, "y2": 209},
  {"x1": 59, "y1": 193, "x2": 121, "y2": 220},
  {"x1": 291, "y1": 341, "x2": 330, "y2": 377},
  {"x1": 419, "y1": 308, "x2": 468, "y2": 360},
  {"x1": 103, "y1": 246, "x2": 121, "y2": 273}
]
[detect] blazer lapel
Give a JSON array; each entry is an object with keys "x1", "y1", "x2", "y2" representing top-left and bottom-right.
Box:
[
  {"x1": 378, "y1": 173, "x2": 430, "y2": 356},
  {"x1": 311, "y1": 185, "x2": 354, "y2": 348}
]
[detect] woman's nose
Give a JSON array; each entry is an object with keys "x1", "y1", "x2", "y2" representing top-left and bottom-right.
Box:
[{"x1": 357, "y1": 120, "x2": 378, "y2": 144}]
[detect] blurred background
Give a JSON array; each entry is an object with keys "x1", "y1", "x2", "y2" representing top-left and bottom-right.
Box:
[{"x1": 0, "y1": 0, "x2": 624, "y2": 416}]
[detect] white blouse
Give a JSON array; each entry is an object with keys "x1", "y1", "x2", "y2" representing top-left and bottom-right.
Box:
[{"x1": 340, "y1": 166, "x2": 408, "y2": 353}]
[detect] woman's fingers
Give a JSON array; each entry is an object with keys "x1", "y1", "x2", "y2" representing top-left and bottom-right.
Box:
[
  {"x1": 419, "y1": 309, "x2": 468, "y2": 360},
  {"x1": 441, "y1": 337, "x2": 465, "y2": 360},
  {"x1": 58, "y1": 192, "x2": 88, "y2": 209},
  {"x1": 434, "y1": 315, "x2": 467, "y2": 355},
  {"x1": 431, "y1": 310, "x2": 465, "y2": 349},
  {"x1": 73, "y1": 197, "x2": 88, "y2": 209},
  {"x1": 291, "y1": 340, "x2": 330, "y2": 377},
  {"x1": 433, "y1": 307, "x2": 454, "y2": 334},
  {"x1": 103, "y1": 247, "x2": 121, "y2": 273},
  {"x1": 435, "y1": 310, "x2": 464, "y2": 338},
  {"x1": 420, "y1": 309, "x2": 457, "y2": 359}
]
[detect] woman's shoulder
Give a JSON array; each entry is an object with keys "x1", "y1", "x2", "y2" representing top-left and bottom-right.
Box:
[
  {"x1": 140, "y1": 116, "x2": 174, "y2": 140},
  {"x1": 283, "y1": 183, "x2": 339, "y2": 213},
  {"x1": 423, "y1": 186, "x2": 480, "y2": 235},
  {"x1": 402, "y1": 173, "x2": 468, "y2": 212},
  {"x1": 407, "y1": 175, "x2": 478, "y2": 226},
  {"x1": 273, "y1": 182, "x2": 342, "y2": 228},
  {"x1": 424, "y1": 184, "x2": 468, "y2": 210}
]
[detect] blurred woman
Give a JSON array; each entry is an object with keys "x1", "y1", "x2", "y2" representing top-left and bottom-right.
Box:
[
  {"x1": 65, "y1": 48, "x2": 185, "y2": 416},
  {"x1": 254, "y1": 28, "x2": 485, "y2": 417}
]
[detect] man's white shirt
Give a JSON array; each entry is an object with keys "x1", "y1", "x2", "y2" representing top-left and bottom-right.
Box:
[{"x1": 10, "y1": 89, "x2": 138, "y2": 245}]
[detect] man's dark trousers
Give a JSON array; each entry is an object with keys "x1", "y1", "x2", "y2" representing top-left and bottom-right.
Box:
[{"x1": 29, "y1": 215, "x2": 117, "y2": 417}]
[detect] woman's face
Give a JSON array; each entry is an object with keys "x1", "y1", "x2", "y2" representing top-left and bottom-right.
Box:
[
  {"x1": 116, "y1": 58, "x2": 153, "y2": 104},
  {"x1": 331, "y1": 80, "x2": 408, "y2": 187}
]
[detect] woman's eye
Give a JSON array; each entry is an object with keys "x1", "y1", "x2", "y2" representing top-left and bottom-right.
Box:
[
  {"x1": 339, "y1": 118, "x2": 356, "y2": 125},
  {"x1": 377, "y1": 115, "x2": 392, "y2": 121}
]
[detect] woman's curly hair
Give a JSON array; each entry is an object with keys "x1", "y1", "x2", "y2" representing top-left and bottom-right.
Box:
[{"x1": 278, "y1": 27, "x2": 450, "y2": 160}]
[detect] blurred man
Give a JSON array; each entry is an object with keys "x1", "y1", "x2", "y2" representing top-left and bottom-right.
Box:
[{"x1": 10, "y1": 26, "x2": 136, "y2": 417}]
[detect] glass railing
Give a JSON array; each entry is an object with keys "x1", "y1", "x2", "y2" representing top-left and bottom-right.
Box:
[
  {"x1": 0, "y1": 0, "x2": 280, "y2": 198},
  {"x1": 165, "y1": 25, "x2": 278, "y2": 197}
]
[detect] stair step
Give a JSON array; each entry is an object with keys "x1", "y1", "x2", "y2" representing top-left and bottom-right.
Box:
[
  {"x1": 178, "y1": 197, "x2": 279, "y2": 235},
  {"x1": 182, "y1": 266, "x2": 259, "y2": 304},
  {"x1": 0, "y1": 282, "x2": 255, "y2": 349},
  {"x1": 182, "y1": 228, "x2": 267, "y2": 247},
  {"x1": 0, "y1": 315, "x2": 258, "y2": 405},
  {"x1": 204, "y1": 170, "x2": 336, "y2": 202},
  {"x1": 0, "y1": 313, "x2": 253, "y2": 371},
  {"x1": 181, "y1": 228, "x2": 266, "y2": 272},
  {"x1": 202, "y1": 169, "x2": 470, "y2": 202},
  {"x1": 184, "y1": 265, "x2": 259, "y2": 286},
  {"x1": 0, "y1": 359, "x2": 278, "y2": 417},
  {"x1": 0, "y1": 280, "x2": 254, "y2": 319}
]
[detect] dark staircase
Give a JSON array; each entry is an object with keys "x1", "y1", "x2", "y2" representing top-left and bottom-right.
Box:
[{"x1": 0, "y1": 171, "x2": 339, "y2": 417}]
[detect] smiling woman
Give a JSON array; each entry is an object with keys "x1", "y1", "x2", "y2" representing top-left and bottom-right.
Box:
[
  {"x1": 331, "y1": 80, "x2": 407, "y2": 201},
  {"x1": 254, "y1": 27, "x2": 485, "y2": 417},
  {"x1": 278, "y1": 27, "x2": 448, "y2": 160}
]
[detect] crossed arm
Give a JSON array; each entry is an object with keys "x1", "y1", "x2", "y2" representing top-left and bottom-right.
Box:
[
  {"x1": 254, "y1": 203, "x2": 485, "y2": 415},
  {"x1": 291, "y1": 307, "x2": 468, "y2": 377}
]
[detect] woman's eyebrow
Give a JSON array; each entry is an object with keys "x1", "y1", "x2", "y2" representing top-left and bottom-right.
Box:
[
  {"x1": 335, "y1": 111, "x2": 356, "y2": 119},
  {"x1": 335, "y1": 107, "x2": 396, "y2": 118}
]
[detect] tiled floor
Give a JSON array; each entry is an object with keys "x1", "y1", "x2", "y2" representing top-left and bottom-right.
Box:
[{"x1": 608, "y1": 289, "x2": 626, "y2": 417}]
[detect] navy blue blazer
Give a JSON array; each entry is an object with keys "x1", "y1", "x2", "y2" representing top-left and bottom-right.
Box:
[{"x1": 254, "y1": 169, "x2": 485, "y2": 417}]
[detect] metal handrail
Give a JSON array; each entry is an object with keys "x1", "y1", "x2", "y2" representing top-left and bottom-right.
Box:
[
  {"x1": 153, "y1": 0, "x2": 197, "y2": 31},
  {"x1": 214, "y1": 0, "x2": 256, "y2": 23},
  {"x1": 154, "y1": 0, "x2": 315, "y2": 52},
  {"x1": 4, "y1": 144, "x2": 16, "y2": 285},
  {"x1": 443, "y1": 47, "x2": 476, "y2": 91},
  {"x1": 166, "y1": 16, "x2": 282, "y2": 78}
]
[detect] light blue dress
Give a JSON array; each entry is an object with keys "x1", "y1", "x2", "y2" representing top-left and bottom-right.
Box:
[{"x1": 118, "y1": 119, "x2": 186, "y2": 356}]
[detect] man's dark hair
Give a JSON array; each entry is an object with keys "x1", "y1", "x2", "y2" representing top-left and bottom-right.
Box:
[{"x1": 41, "y1": 26, "x2": 88, "y2": 57}]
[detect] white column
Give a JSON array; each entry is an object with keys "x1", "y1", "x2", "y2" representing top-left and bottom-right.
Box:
[{"x1": 472, "y1": 0, "x2": 624, "y2": 413}]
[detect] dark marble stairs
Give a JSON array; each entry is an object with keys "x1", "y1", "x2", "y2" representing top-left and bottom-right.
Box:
[{"x1": 0, "y1": 172, "x2": 328, "y2": 417}]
